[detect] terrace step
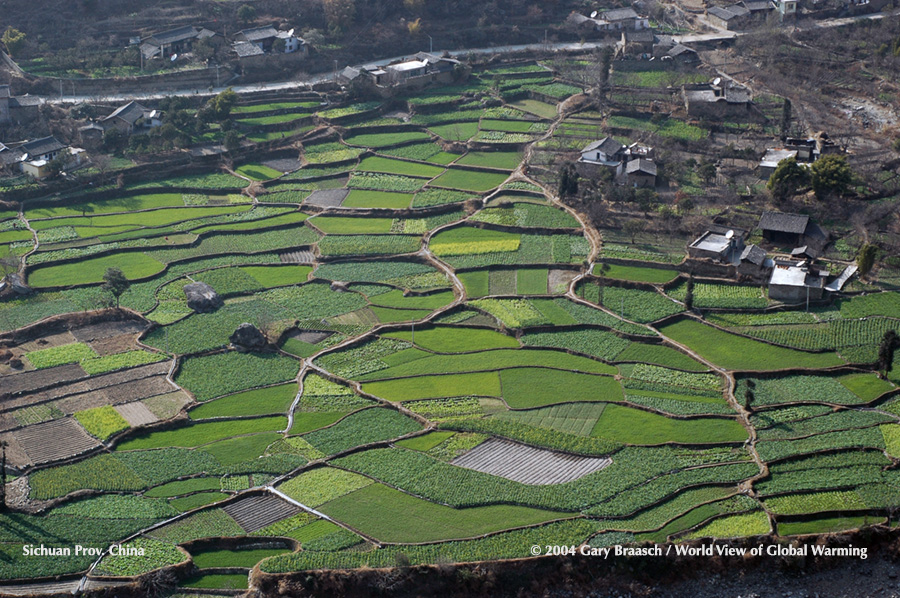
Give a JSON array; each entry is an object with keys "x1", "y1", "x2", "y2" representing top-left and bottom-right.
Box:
[{"x1": 279, "y1": 250, "x2": 316, "y2": 264}]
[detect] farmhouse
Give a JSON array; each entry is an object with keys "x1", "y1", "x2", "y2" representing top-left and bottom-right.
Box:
[
  {"x1": 617, "y1": 29, "x2": 656, "y2": 57},
  {"x1": 9, "y1": 136, "x2": 86, "y2": 179},
  {"x1": 758, "y1": 148, "x2": 799, "y2": 179},
  {"x1": 706, "y1": 5, "x2": 751, "y2": 29},
  {"x1": 625, "y1": 158, "x2": 658, "y2": 188},
  {"x1": 141, "y1": 26, "x2": 216, "y2": 60},
  {"x1": 737, "y1": 244, "x2": 773, "y2": 278},
  {"x1": 682, "y1": 80, "x2": 756, "y2": 119},
  {"x1": 688, "y1": 228, "x2": 745, "y2": 262},
  {"x1": 579, "y1": 137, "x2": 626, "y2": 168},
  {"x1": 343, "y1": 54, "x2": 464, "y2": 94},
  {"x1": 768, "y1": 261, "x2": 826, "y2": 302},
  {"x1": 0, "y1": 85, "x2": 42, "y2": 125},
  {"x1": 566, "y1": 9, "x2": 650, "y2": 33},
  {"x1": 100, "y1": 102, "x2": 162, "y2": 135},
  {"x1": 758, "y1": 211, "x2": 828, "y2": 249},
  {"x1": 233, "y1": 26, "x2": 306, "y2": 57}
]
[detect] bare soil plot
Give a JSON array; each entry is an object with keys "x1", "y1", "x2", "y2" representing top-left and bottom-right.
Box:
[
  {"x1": 305, "y1": 189, "x2": 349, "y2": 208},
  {"x1": 56, "y1": 389, "x2": 112, "y2": 414},
  {"x1": 3, "y1": 363, "x2": 86, "y2": 396},
  {"x1": 262, "y1": 158, "x2": 302, "y2": 173},
  {"x1": 548, "y1": 269, "x2": 578, "y2": 294},
  {"x1": 223, "y1": 494, "x2": 302, "y2": 533},
  {"x1": 70, "y1": 320, "x2": 146, "y2": 342},
  {"x1": 451, "y1": 438, "x2": 612, "y2": 485},
  {"x1": 115, "y1": 401, "x2": 159, "y2": 427},
  {"x1": 288, "y1": 329, "x2": 335, "y2": 344},
  {"x1": 143, "y1": 391, "x2": 192, "y2": 419},
  {"x1": 280, "y1": 250, "x2": 316, "y2": 263},
  {"x1": 15, "y1": 331, "x2": 78, "y2": 353},
  {"x1": 0, "y1": 580, "x2": 82, "y2": 596},
  {"x1": 14, "y1": 417, "x2": 101, "y2": 466},
  {"x1": 0, "y1": 435, "x2": 31, "y2": 469},
  {"x1": 88, "y1": 334, "x2": 141, "y2": 356}
]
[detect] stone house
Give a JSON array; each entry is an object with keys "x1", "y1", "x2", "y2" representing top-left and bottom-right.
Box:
[{"x1": 100, "y1": 101, "x2": 162, "y2": 135}]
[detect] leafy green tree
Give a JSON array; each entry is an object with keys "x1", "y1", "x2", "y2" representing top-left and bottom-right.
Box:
[
  {"x1": 202, "y1": 88, "x2": 237, "y2": 122},
  {"x1": 224, "y1": 130, "x2": 242, "y2": 152},
  {"x1": 102, "y1": 267, "x2": 130, "y2": 308},
  {"x1": 237, "y1": 4, "x2": 257, "y2": 24},
  {"x1": 811, "y1": 154, "x2": 853, "y2": 200},
  {"x1": 879, "y1": 330, "x2": 898, "y2": 377},
  {"x1": 1, "y1": 27, "x2": 26, "y2": 56},
  {"x1": 857, "y1": 243, "x2": 877, "y2": 278},
  {"x1": 767, "y1": 156, "x2": 809, "y2": 201},
  {"x1": 323, "y1": 0, "x2": 356, "y2": 32},
  {"x1": 698, "y1": 162, "x2": 717, "y2": 185}
]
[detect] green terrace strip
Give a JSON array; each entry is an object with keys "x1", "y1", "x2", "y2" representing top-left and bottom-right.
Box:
[
  {"x1": 115, "y1": 416, "x2": 288, "y2": 450},
  {"x1": 383, "y1": 326, "x2": 520, "y2": 352},
  {"x1": 191, "y1": 546, "x2": 292, "y2": 569},
  {"x1": 301, "y1": 408, "x2": 421, "y2": 455},
  {"x1": 357, "y1": 156, "x2": 446, "y2": 178},
  {"x1": 469, "y1": 203, "x2": 579, "y2": 228},
  {"x1": 189, "y1": 383, "x2": 298, "y2": 420},
  {"x1": 590, "y1": 404, "x2": 748, "y2": 445},
  {"x1": 26, "y1": 193, "x2": 187, "y2": 219},
  {"x1": 430, "y1": 168, "x2": 509, "y2": 192},
  {"x1": 28, "y1": 205, "x2": 251, "y2": 230},
  {"x1": 175, "y1": 352, "x2": 301, "y2": 402},
  {"x1": 74, "y1": 406, "x2": 131, "y2": 440},
  {"x1": 430, "y1": 226, "x2": 521, "y2": 256},
  {"x1": 658, "y1": 319, "x2": 845, "y2": 371},
  {"x1": 28, "y1": 253, "x2": 166, "y2": 288},
  {"x1": 144, "y1": 477, "x2": 222, "y2": 498},
  {"x1": 343, "y1": 130, "x2": 431, "y2": 147},
  {"x1": 342, "y1": 190, "x2": 414, "y2": 209},
  {"x1": 235, "y1": 164, "x2": 285, "y2": 181},
  {"x1": 456, "y1": 151, "x2": 522, "y2": 170},
  {"x1": 354, "y1": 348, "x2": 618, "y2": 380},
  {"x1": 318, "y1": 483, "x2": 572, "y2": 543},
  {"x1": 317, "y1": 234, "x2": 421, "y2": 256},
  {"x1": 309, "y1": 216, "x2": 394, "y2": 234},
  {"x1": 25, "y1": 342, "x2": 98, "y2": 369},
  {"x1": 232, "y1": 101, "x2": 319, "y2": 114},
  {"x1": 368, "y1": 290, "x2": 455, "y2": 310},
  {"x1": 594, "y1": 264, "x2": 679, "y2": 284},
  {"x1": 278, "y1": 467, "x2": 374, "y2": 507}
]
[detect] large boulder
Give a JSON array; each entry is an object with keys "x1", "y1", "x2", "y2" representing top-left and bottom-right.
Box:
[
  {"x1": 6, "y1": 273, "x2": 31, "y2": 295},
  {"x1": 183, "y1": 282, "x2": 222, "y2": 313},
  {"x1": 230, "y1": 323, "x2": 267, "y2": 352}
]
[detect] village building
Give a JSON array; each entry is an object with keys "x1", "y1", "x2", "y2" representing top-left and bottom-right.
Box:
[
  {"x1": 566, "y1": 9, "x2": 650, "y2": 33},
  {"x1": 0, "y1": 85, "x2": 43, "y2": 125},
  {"x1": 7, "y1": 136, "x2": 86, "y2": 179},
  {"x1": 688, "y1": 228, "x2": 746, "y2": 262},
  {"x1": 758, "y1": 148, "x2": 800, "y2": 178},
  {"x1": 77, "y1": 123, "x2": 105, "y2": 149},
  {"x1": 625, "y1": 158, "x2": 658, "y2": 188},
  {"x1": 141, "y1": 26, "x2": 216, "y2": 60},
  {"x1": 706, "y1": 4, "x2": 752, "y2": 29},
  {"x1": 100, "y1": 101, "x2": 162, "y2": 135},
  {"x1": 682, "y1": 79, "x2": 756, "y2": 120},
  {"x1": 617, "y1": 29, "x2": 656, "y2": 57},
  {"x1": 768, "y1": 260, "x2": 827, "y2": 302},
  {"x1": 758, "y1": 211, "x2": 828, "y2": 250},
  {"x1": 232, "y1": 27, "x2": 306, "y2": 59},
  {"x1": 579, "y1": 137, "x2": 626, "y2": 169},
  {"x1": 737, "y1": 244, "x2": 773, "y2": 278},
  {"x1": 340, "y1": 54, "x2": 465, "y2": 95},
  {"x1": 775, "y1": 0, "x2": 799, "y2": 18}
]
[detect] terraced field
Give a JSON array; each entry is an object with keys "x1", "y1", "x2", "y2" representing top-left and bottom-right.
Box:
[{"x1": 0, "y1": 64, "x2": 898, "y2": 590}]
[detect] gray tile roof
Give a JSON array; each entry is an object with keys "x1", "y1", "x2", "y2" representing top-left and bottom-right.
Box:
[
  {"x1": 759, "y1": 211, "x2": 809, "y2": 234},
  {"x1": 602, "y1": 7, "x2": 640, "y2": 20},
  {"x1": 21, "y1": 136, "x2": 65, "y2": 158},
  {"x1": 103, "y1": 101, "x2": 150, "y2": 125},
  {"x1": 626, "y1": 158, "x2": 657, "y2": 176},
  {"x1": 236, "y1": 26, "x2": 279, "y2": 42},
  {"x1": 740, "y1": 244, "x2": 766, "y2": 265},
  {"x1": 582, "y1": 137, "x2": 624, "y2": 156},
  {"x1": 147, "y1": 26, "x2": 200, "y2": 46}
]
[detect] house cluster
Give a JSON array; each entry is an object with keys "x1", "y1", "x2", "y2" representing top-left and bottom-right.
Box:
[
  {"x1": 137, "y1": 24, "x2": 307, "y2": 64},
  {"x1": 77, "y1": 101, "x2": 164, "y2": 147},
  {"x1": 0, "y1": 85, "x2": 42, "y2": 127},
  {"x1": 615, "y1": 31, "x2": 701, "y2": 63},
  {"x1": 338, "y1": 53, "x2": 463, "y2": 94},
  {"x1": 705, "y1": 0, "x2": 798, "y2": 29},
  {"x1": 758, "y1": 133, "x2": 840, "y2": 178},
  {"x1": 687, "y1": 211, "x2": 854, "y2": 303},
  {"x1": 0, "y1": 136, "x2": 86, "y2": 179},
  {"x1": 578, "y1": 137, "x2": 658, "y2": 188},
  {"x1": 682, "y1": 78, "x2": 759, "y2": 120},
  {"x1": 567, "y1": 8, "x2": 651, "y2": 33}
]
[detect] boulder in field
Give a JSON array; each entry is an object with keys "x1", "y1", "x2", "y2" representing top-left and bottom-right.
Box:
[
  {"x1": 230, "y1": 323, "x2": 267, "y2": 352},
  {"x1": 183, "y1": 282, "x2": 222, "y2": 313}
]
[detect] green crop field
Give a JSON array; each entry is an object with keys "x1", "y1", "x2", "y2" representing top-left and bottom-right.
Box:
[
  {"x1": 2, "y1": 75, "x2": 890, "y2": 582},
  {"x1": 658, "y1": 319, "x2": 845, "y2": 371},
  {"x1": 431, "y1": 168, "x2": 509, "y2": 192}
]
